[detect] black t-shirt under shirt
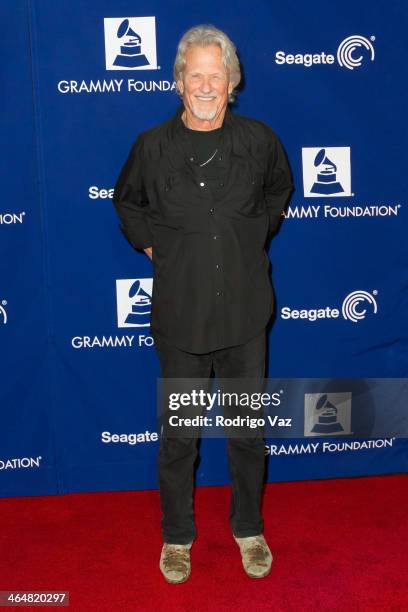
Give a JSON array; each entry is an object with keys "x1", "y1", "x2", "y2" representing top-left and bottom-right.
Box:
[{"x1": 183, "y1": 124, "x2": 223, "y2": 171}]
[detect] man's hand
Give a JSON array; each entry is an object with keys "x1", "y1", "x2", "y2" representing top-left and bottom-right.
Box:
[{"x1": 144, "y1": 247, "x2": 153, "y2": 260}]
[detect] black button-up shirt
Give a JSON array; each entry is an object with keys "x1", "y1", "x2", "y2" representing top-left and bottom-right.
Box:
[{"x1": 113, "y1": 105, "x2": 293, "y2": 353}]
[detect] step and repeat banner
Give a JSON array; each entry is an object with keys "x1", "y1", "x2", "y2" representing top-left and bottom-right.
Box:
[{"x1": 1, "y1": 0, "x2": 407, "y2": 496}]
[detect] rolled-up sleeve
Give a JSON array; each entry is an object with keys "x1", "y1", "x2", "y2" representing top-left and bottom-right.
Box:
[
  {"x1": 112, "y1": 133, "x2": 153, "y2": 250},
  {"x1": 264, "y1": 132, "x2": 294, "y2": 238}
]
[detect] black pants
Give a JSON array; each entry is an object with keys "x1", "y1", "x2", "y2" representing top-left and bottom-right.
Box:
[{"x1": 154, "y1": 330, "x2": 266, "y2": 544}]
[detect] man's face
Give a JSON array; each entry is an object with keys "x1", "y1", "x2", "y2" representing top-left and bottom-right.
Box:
[{"x1": 178, "y1": 44, "x2": 233, "y2": 122}]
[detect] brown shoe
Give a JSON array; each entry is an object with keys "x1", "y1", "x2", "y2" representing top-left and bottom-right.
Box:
[
  {"x1": 234, "y1": 534, "x2": 273, "y2": 578},
  {"x1": 159, "y1": 543, "x2": 192, "y2": 584}
]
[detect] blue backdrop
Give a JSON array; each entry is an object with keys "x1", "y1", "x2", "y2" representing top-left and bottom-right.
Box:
[{"x1": 1, "y1": 0, "x2": 407, "y2": 497}]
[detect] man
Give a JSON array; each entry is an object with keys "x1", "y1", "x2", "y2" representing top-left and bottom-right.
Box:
[{"x1": 113, "y1": 24, "x2": 293, "y2": 583}]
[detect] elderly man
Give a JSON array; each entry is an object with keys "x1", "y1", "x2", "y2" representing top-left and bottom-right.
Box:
[{"x1": 113, "y1": 24, "x2": 293, "y2": 583}]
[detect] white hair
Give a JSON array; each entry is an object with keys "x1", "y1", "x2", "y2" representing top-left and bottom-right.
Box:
[{"x1": 173, "y1": 24, "x2": 241, "y2": 103}]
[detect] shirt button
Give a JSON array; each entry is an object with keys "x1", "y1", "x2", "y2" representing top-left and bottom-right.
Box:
[
  {"x1": 216, "y1": 264, "x2": 220, "y2": 270},
  {"x1": 209, "y1": 207, "x2": 215, "y2": 214},
  {"x1": 216, "y1": 291, "x2": 223, "y2": 296},
  {"x1": 199, "y1": 181, "x2": 205, "y2": 187},
  {"x1": 213, "y1": 235, "x2": 218, "y2": 240},
  {"x1": 219, "y1": 182, "x2": 224, "y2": 187},
  {"x1": 190, "y1": 156, "x2": 194, "y2": 162}
]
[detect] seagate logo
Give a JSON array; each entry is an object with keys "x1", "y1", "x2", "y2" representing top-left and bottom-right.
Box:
[
  {"x1": 341, "y1": 290, "x2": 378, "y2": 322},
  {"x1": 275, "y1": 34, "x2": 375, "y2": 70},
  {"x1": 337, "y1": 36, "x2": 375, "y2": 70},
  {"x1": 281, "y1": 289, "x2": 378, "y2": 323},
  {"x1": 0, "y1": 300, "x2": 7, "y2": 325}
]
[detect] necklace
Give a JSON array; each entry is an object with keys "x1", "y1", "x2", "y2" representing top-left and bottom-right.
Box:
[{"x1": 199, "y1": 149, "x2": 218, "y2": 167}]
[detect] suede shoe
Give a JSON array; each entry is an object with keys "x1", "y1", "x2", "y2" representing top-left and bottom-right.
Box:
[
  {"x1": 159, "y1": 543, "x2": 192, "y2": 584},
  {"x1": 234, "y1": 534, "x2": 273, "y2": 578}
]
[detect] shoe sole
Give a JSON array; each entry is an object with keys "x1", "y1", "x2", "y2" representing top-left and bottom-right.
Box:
[
  {"x1": 161, "y1": 567, "x2": 191, "y2": 584},
  {"x1": 244, "y1": 564, "x2": 272, "y2": 579}
]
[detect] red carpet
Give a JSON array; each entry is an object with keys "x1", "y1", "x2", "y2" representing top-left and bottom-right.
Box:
[{"x1": 1, "y1": 475, "x2": 407, "y2": 611}]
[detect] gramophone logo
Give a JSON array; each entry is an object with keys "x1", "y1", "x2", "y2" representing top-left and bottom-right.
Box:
[
  {"x1": 116, "y1": 279, "x2": 153, "y2": 328},
  {"x1": 304, "y1": 392, "x2": 352, "y2": 437},
  {"x1": 302, "y1": 147, "x2": 352, "y2": 198},
  {"x1": 104, "y1": 17, "x2": 158, "y2": 70}
]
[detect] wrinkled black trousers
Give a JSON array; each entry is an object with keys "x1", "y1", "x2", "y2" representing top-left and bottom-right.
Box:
[{"x1": 154, "y1": 330, "x2": 266, "y2": 544}]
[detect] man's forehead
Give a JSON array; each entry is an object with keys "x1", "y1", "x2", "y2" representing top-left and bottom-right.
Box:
[{"x1": 184, "y1": 44, "x2": 225, "y2": 66}]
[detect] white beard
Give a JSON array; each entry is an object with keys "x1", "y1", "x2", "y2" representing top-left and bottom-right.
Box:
[{"x1": 190, "y1": 103, "x2": 218, "y2": 121}]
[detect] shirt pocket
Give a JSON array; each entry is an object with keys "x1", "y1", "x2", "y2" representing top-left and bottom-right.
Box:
[
  {"x1": 234, "y1": 164, "x2": 266, "y2": 217},
  {"x1": 155, "y1": 170, "x2": 187, "y2": 223}
]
